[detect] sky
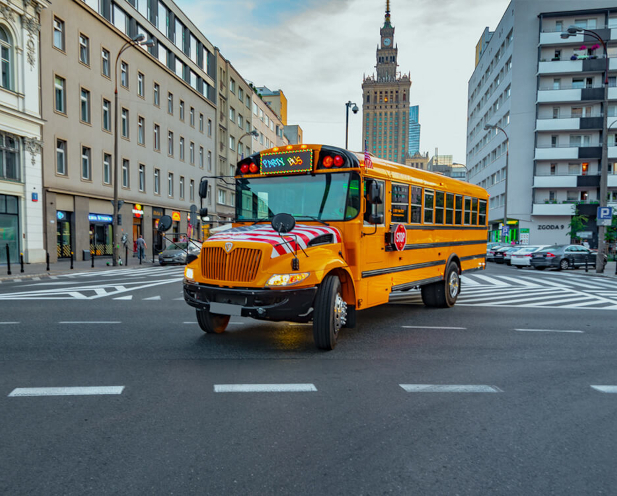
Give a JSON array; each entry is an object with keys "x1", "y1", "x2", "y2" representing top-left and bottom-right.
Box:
[{"x1": 175, "y1": 0, "x2": 511, "y2": 164}]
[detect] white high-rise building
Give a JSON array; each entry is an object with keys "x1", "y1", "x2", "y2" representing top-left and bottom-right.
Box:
[{"x1": 466, "y1": 0, "x2": 617, "y2": 246}]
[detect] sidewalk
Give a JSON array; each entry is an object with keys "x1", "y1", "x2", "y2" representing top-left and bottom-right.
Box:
[
  {"x1": 577, "y1": 260, "x2": 617, "y2": 279},
  {"x1": 0, "y1": 256, "x2": 161, "y2": 282}
]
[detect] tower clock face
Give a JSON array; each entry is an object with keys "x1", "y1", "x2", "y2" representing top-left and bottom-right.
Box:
[{"x1": 383, "y1": 38, "x2": 391, "y2": 46}]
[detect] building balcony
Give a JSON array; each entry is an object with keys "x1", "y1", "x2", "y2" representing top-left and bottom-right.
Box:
[
  {"x1": 535, "y1": 144, "x2": 601, "y2": 161},
  {"x1": 609, "y1": 146, "x2": 617, "y2": 158},
  {"x1": 535, "y1": 117, "x2": 603, "y2": 131},
  {"x1": 609, "y1": 175, "x2": 617, "y2": 188},
  {"x1": 537, "y1": 88, "x2": 582, "y2": 103},
  {"x1": 533, "y1": 175, "x2": 577, "y2": 188},
  {"x1": 532, "y1": 202, "x2": 576, "y2": 216},
  {"x1": 539, "y1": 31, "x2": 583, "y2": 45},
  {"x1": 538, "y1": 60, "x2": 582, "y2": 75}
]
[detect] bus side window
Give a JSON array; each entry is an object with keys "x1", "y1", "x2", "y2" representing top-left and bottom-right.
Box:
[
  {"x1": 471, "y1": 198, "x2": 478, "y2": 225},
  {"x1": 410, "y1": 186, "x2": 422, "y2": 223},
  {"x1": 424, "y1": 189, "x2": 434, "y2": 224},
  {"x1": 479, "y1": 199, "x2": 487, "y2": 225},
  {"x1": 434, "y1": 191, "x2": 444, "y2": 224},
  {"x1": 364, "y1": 179, "x2": 385, "y2": 225},
  {"x1": 455, "y1": 195, "x2": 463, "y2": 225},
  {"x1": 445, "y1": 193, "x2": 454, "y2": 224},
  {"x1": 464, "y1": 196, "x2": 472, "y2": 225}
]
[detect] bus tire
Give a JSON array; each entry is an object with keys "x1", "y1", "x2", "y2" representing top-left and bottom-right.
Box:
[
  {"x1": 313, "y1": 275, "x2": 345, "y2": 350},
  {"x1": 421, "y1": 262, "x2": 460, "y2": 308},
  {"x1": 196, "y1": 308, "x2": 230, "y2": 334},
  {"x1": 343, "y1": 306, "x2": 356, "y2": 329}
]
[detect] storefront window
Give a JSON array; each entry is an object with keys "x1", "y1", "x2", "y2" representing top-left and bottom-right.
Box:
[
  {"x1": 56, "y1": 211, "x2": 72, "y2": 258},
  {"x1": 0, "y1": 194, "x2": 19, "y2": 263},
  {"x1": 88, "y1": 213, "x2": 113, "y2": 255}
]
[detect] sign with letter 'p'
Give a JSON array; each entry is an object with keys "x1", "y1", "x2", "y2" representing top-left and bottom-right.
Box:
[{"x1": 393, "y1": 224, "x2": 407, "y2": 251}]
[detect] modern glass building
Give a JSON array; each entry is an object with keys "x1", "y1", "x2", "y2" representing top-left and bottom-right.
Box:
[{"x1": 408, "y1": 105, "x2": 420, "y2": 155}]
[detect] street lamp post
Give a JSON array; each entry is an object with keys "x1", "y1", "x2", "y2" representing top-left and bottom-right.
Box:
[
  {"x1": 111, "y1": 34, "x2": 154, "y2": 266},
  {"x1": 484, "y1": 124, "x2": 510, "y2": 242},
  {"x1": 562, "y1": 25, "x2": 608, "y2": 272},
  {"x1": 236, "y1": 130, "x2": 259, "y2": 164},
  {"x1": 345, "y1": 101, "x2": 358, "y2": 149}
]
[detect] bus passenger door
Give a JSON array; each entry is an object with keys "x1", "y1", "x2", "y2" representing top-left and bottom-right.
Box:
[{"x1": 362, "y1": 179, "x2": 386, "y2": 266}]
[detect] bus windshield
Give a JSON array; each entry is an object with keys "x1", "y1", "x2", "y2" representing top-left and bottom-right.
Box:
[{"x1": 236, "y1": 172, "x2": 361, "y2": 222}]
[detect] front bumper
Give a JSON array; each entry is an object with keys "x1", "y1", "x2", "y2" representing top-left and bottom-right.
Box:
[{"x1": 183, "y1": 282, "x2": 318, "y2": 322}]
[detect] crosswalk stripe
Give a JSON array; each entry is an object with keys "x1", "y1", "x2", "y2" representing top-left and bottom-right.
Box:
[
  {"x1": 143, "y1": 296, "x2": 161, "y2": 300},
  {"x1": 471, "y1": 274, "x2": 511, "y2": 286},
  {"x1": 490, "y1": 275, "x2": 541, "y2": 287},
  {"x1": 460, "y1": 275, "x2": 482, "y2": 286}
]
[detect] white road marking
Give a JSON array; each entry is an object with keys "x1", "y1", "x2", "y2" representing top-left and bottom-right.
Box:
[
  {"x1": 8, "y1": 386, "x2": 125, "y2": 397},
  {"x1": 591, "y1": 386, "x2": 617, "y2": 393},
  {"x1": 113, "y1": 295, "x2": 133, "y2": 300},
  {"x1": 58, "y1": 321, "x2": 121, "y2": 324},
  {"x1": 515, "y1": 328, "x2": 583, "y2": 333},
  {"x1": 143, "y1": 296, "x2": 161, "y2": 300},
  {"x1": 460, "y1": 275, "x2": 481, "y2": 286},
  {"x1": 0, "y1": 322, "x2": 19, "y2": 325},
  {"x1": 471, "y1": 274, "x2": 511, "y2": 286},
  {"x1": 402, "y1": 325, "x2": 466, "y2": 329},
  {"x1": 400, "y1": 384, "x2": 502, "y2": 393},
  {"x1": 32, "y1": 277, "x2": 40, "y2": 281},
  {"x1": 12, "y1": 279, "x2": 22, "y2": 283},
  {"x1": 214, "y1": 384, "x2": 318, "y2": 393},
  {"x1": 492, "y1": 275, "x2": 541, "y2": 287}
]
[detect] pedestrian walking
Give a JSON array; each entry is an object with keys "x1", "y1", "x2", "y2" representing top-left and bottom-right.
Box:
[
  {"x1": 136, "y1": 235, "x2": 147, "y2": 262},
  {"x1": 582, "y1": 240, "x2": 590, "y2": 249}
]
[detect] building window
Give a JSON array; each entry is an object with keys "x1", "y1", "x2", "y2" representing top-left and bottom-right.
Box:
[
  {"x1": 230, "y1": 193, "x2": 235, "y2": 207},
  {"x1": 230, "y1": 78, "x2": 235, "y2": 93},
  {"x1": 207, "y1": 150, "x2": 212, "y2": 171},
  {"x1": 207, "y1": 119, "x2": 212, "y2": 136},
  {"x1": 154, "y1": 124, "x2": 160, "y2": 150},
  {"x1": 229, "y1": 136, "x2": 235, "y2": 150},
  {"x1": 101, "y1": 48, "x2": 110, "y2": 77},
  {"x1": 190, "y1": 142, "x2": 195, "y2": 164},
  {"x1": 137, "y1": 72, "x2": 144, "y2": 97},
  {"x1": 121, "y1": 108, "x2": 129, "y2": 138},
  {"x1": 56, "y1": 139, "x2": 66, "y2": 175},
  {"x1": 190, "y1": 108, "x2": 195, "y2": 127},
  {"x1": 153, "y1": 82, "x2": 160, "y2": 106},
  {"x1": 120, "y1": 61, "x2": 128, "y2": 88},
  {"x1": 199, "y1": 146, "x2": 204, "y2": 168},
  {"x1": 199, "y1": 113, "x2": 204, "y2": 132},
  {"x1": 230, "y1": 107, "x2": 235, "y2": 122},
  {"x1": 168, "y1": 172, "x2": 173, "y2": 197},
  {"x1": 154, "y1": 168, "x2": 160, "y2": 194},
  {"x1": 122, "y1": 159, "x2": 129, "y2": 188},
  {"x1": 139, "y1": 164, "x2": 145, "y2": 191},
  {"x1": 54, "y1": 76, "x2": 66, "y2": 114},
  {"x1": 80, "y1": 88, "x2": 91, "y2": 123},
  {"x1": 218, "y1": 189, "x2": 226, "y2": 204},
  {"x1": 102, "y1": 99, "x2": 111, "y2": 131},
  {"x1": 103, "y1": 153, "x2": 111, "y2": 184},
  {"x1": 190, "y1": 179, "x2": 195, "y2": 201},
  {"x1": 238, "y1": 114, "x2": 243, "y2": 129},
  {"x1": 0, "y1": 26, "x2": 13, "y2": 91},
  {"x1": 168, "y1": 131, "x2": 173, "y2": 155},
  {"x1": 179, "y1": 137, "x2": 185, "y2": 160},
  {"x1": 79, "y1": 34, "x2": 89, "y2": 65},
  {"x1": 179, "y1": 100, "x2": 185, "y2": 120},
  {"x1": 168, "y1": 92, "x2": 173, "y2": 114},
  {"x1": 0, "y1": 133, "x2": 19, "y2": 181},
  {"x1": 81, "y1": 146, "x2": 91, "y2": 180},
  {"x1": 138, "y1": 116, "x2": 145, "y2": 145},
  {"x1": 179, "y1": 176, "x2": 185, "y2": 199},
  {"x1": 53, "y1": 17, "x2": 65, "y2": 51}
]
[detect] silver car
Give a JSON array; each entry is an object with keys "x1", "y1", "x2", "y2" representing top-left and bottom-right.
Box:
[
  {"x1": 159, "y1": 241, "x2": 201, "y2": 265},
  {"x1": 510, "y1": 245, "x2": 549, "y2": 268}
]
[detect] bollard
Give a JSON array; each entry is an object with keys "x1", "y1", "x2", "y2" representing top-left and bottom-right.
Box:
[
  {"x1": 46, "y1": 252, "x2": 50, "y2": 271},
  {"x1": 125, "y1": 246, "x2": 128, "y2": 266},
  {"x1": 70, "y1": 251, "x2": 74, "y2": 270},
  {"x1": 91, "y1": 249, "x2": 94, "y2": 268},
  {"x1": 5, "y1": 244, "x2": 11, "y2": 276},
  {"x1": 152, "y1": 244, "x2": 155, "y2": 265},
  {"x1": 585, "y1": 257, "x2": 588, "y2": 273},
  {"x1": 20, "y1": 253, "x2": 24, "y2": 273}
]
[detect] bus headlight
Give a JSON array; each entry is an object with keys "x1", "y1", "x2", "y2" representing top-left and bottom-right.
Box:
[
  {"x1": 185, "y1": 267, "x2": 194, "y2": 281},
  {"x1": 266, "y1": 272, "x2": 310, "y2": 287}
]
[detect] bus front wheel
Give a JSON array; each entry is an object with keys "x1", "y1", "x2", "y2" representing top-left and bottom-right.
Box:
[
  {"x1": 421, "y1": 262, "x2": 460, "y2": 308},
  {"x1": 196, "y1": 308, "x2": 230, "y2": 334},
  {"x1": 313, "y1": 275, "x2": 345, "y2": 350}
]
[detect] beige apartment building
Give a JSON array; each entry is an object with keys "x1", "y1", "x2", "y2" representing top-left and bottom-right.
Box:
[
  {"x1": 215, "y1": 53, "x2": 255, "y2": 224},
  {"x1": 40, "y1": 0, "x2": 217, "y2": 262},
  {"x1": 251, "y1": 91, "x2": 288, "y2": 152}
]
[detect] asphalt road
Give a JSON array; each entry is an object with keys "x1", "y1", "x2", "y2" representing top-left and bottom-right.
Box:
[{"x1": 0, "y1": 264, "x2": 616, "y2": 495}]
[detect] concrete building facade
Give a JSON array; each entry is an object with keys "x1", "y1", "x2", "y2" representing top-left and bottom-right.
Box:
[
  {"x1": 40, "y1": 0, "x2": 217, "y2": 262},
  {"x1": 466, "y1": 0, "x2": 617, "y2": 246},
  {"x1": 251, "y1": 91, "x2": 288, "y2": 153},
  {"x1": 405, "y1": 151, "x2": 429, "y2": 170},
  {"x1": 362, "y1": 3, "x2": 411, "y2": 164},
  {"x1": 0, "y1": 0, "x2": 46, "y2": 264}
]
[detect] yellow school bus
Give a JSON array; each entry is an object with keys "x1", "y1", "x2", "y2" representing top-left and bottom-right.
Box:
[{"x1": 182, "y1": 144, "x2": 489, "y2": 350}]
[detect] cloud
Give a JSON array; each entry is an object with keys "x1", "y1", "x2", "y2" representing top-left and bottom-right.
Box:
[{"x1": 177, "y1": 0, "x2": 511, "y2": 161}]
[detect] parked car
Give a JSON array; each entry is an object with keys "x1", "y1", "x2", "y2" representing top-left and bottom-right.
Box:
[
  {"x1": 493, "y1": 246, "x2": 516, "y2": 264},
  {"x1": 159, "y1": 241, "x2": 202, "y2": 265},
  {"x1": 530, "y1": 244, "x2": 597, "y2": 271},
  {"x1": 487, "y1": 243, "x2": 508, "y2": 262},
  {"x1": 510, "y1": 246, "x2": 549, "y2": 268}
]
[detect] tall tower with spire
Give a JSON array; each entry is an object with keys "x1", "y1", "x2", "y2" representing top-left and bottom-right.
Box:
[{"x1": 362, "y1": 1, "x2": 411, "y2": 164}]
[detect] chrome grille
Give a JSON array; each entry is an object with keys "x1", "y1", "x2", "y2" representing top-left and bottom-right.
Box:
[{"x1": 201, "y1": 246, "x2": 262, "y2": 283}]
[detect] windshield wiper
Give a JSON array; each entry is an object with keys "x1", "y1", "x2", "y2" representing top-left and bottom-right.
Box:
[
  {"x1": 295, "y1": 216, "x2": 330, "y2": 226},
  {"x1": 249, "y1": 218, "x2": 270, "y2": 225}
]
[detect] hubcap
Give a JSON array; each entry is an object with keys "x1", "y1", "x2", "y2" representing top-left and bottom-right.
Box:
[
  {"x1": 448, "y1": 271, "x2": 460, "y2": 299},
  {"x1": 333, "y1": 293, "x2": 347, "y2": 333}
]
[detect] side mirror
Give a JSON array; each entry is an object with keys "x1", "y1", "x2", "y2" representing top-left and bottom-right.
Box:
[
  {"x1": 368, "y1": 213, "x2": 384, "y2": 225},
  {"x1": 366, "y1": 180, "x2": 383, "y2": 205},
  {"x1": 186, "y1": 253, "x2": 199, "y2": 264},
  {"x1": 157, "y1": 215, "x2": 173, "y2": 233},
  {"x1": 199, "y1": 178, "x2": 209, "y2": 199},
  {"x1": 271, "y1": 213, "x2": 295, "y2": 233}
]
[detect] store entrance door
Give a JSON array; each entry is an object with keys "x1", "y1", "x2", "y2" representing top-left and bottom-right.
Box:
[{"x1": 56, "y1": 212, "x2": 72, "y2": 258}]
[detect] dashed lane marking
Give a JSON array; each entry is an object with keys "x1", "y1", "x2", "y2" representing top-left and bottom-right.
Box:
[
  {"x1": 0, "y1": 322, "x2": 19, "y2": 325},
  {"x1": 8, "y1": 386, "x2": 125, "y2": 397},
  {"x1": 58, "y1": 321, "x2": 121, "y2": 324},
  {"x1": 515, "y1": 328, "x2": 583, "y2": 333},
  {"x1": 214, "y1": 384, "x2": 318, "y2": 393},
  {"x1": 591, "y1": 386, "x2": 617, "y2": 393},
  {"x1": 402, "y1": 325, "x2": 466, "y2": 330},
  {"x1": 400, "y1": 384, "x2": 502, "y2": 393}
]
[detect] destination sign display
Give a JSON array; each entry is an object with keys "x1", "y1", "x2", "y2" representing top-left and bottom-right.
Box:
[{"x1": 260, "y1": 150, "x2": 313, "y2": 175}]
